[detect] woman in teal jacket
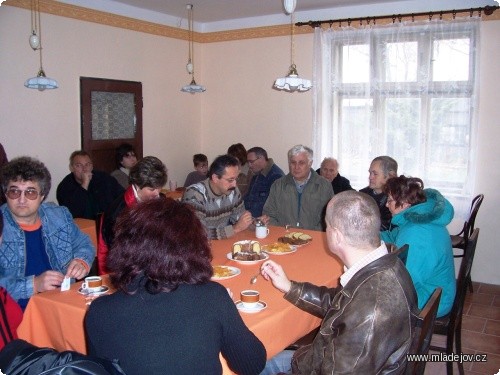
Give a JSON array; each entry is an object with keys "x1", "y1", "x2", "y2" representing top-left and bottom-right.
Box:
[{"x1": 380, "y1": 176, "x2": 455, "y2": 317}]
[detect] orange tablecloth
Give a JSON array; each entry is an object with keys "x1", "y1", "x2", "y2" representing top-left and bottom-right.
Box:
[
  {"x1": 74, "y1": 218, "x2": 97, "y2": 251},
  {"x1": 17, "y1": 226, "x2": 342, "y2": 374}
]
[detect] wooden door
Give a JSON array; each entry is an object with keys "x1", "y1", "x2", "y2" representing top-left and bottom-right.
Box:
[{"x1": 80, "y1": 77, "x2": 143, "y2": 173}]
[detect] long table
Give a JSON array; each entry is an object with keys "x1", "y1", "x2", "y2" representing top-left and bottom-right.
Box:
[{"x1": 17, "y1": 226, "x2": 343, "y2": 374}]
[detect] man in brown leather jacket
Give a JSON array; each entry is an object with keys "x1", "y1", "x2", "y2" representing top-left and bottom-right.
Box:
[{"x1": 259, "y1": 190, "x2": 419, "y2": 374}]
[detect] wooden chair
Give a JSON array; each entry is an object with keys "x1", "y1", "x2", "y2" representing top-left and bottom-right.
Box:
[
  {"x1": 405, "y1": 287, "x2": 442, "y2": 375},
  {"x1": 430, "y1": 228, "x2": 480, "y2": 375},
  {"x1": 451, "y1": 194, "x2": 483, "y2": 292}
]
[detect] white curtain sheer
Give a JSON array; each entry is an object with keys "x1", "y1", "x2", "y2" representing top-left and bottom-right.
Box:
[{"x1": 312, "y1": 18, "x2": 480, "y2": 219}]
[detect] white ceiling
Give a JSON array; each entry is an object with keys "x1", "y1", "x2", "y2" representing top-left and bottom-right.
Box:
[{"x1": 57, "y1": 0, "x2": 498, "y2": 32}]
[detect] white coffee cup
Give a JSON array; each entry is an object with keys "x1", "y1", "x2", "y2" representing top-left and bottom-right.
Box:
[
  {"x1": 255, "y1": 225, "x2": 269, "y2": 239},
  {"x1": 81, "y1": 276, "x2": 102, "y2": 292}
]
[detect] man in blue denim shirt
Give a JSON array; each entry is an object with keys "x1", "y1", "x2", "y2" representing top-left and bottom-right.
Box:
[
  {"x1": 244, "y1": 147, "x2": 284, "y2": 218},
  {"x1": 0, "y1": 157, "x2": 94, "y2": 309}
]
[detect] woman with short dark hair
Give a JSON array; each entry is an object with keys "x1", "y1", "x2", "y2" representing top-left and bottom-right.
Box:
[
  {"x1": 380, "y1": 175, "x2": 456, "y2": 318},
  {"x1": 85, "y1": 199, "x2": 266, "y2": 375},
  {"x1": 110, "y1": 143, "x2": 138, "y2": 189}
]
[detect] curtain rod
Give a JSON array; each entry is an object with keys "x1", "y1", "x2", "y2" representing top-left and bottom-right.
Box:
[{"x1": 296, "y1": 5, "x2": 499, "y2": 28}]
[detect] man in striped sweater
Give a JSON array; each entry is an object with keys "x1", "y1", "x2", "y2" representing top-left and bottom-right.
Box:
[{"x1": 183, "y1": 154, "x2": 269, "y2": 240}]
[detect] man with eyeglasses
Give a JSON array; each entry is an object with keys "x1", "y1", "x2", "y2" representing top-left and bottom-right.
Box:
[
  {"x1": 0, "y1": 157, "x2": 94, "y2": 310},
  {"x1": 263, "y1": 145, "x2": 334, "y2": 231},
  {"x1": 244, "y1": 147, "x2": 284, "y2": 218},
  {"x1": 56, "y1": 150, "x2": 124, "y2": 220},
  {"x1": 183, "y1": 154, "x2": 269, "y2": 240}
]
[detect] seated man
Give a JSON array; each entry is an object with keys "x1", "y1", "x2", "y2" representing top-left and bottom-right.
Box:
[
  {"x1": 183, "y1": 154, "x2": 267, "y2": 240},
  {"x1": 0, "y1": 157, "x2": 94, "y2": 310},
  {"x1": 260, "y1": 191, "x2": 419, "y2": 375},
  {"x1": 359, "y1": 155, "x2": 398, "y2": 231},
  {"x1": 244, "y1": 146, "x2": 284, "y2": 218},
  {"x1": 98, "y1": 156, "x2": 168, "y2": 274},
  {"x1": 263, "y1": 145, "x2": 333, "y2": 231},
  {"x1": 56, "y1": 150, "x2": 124, "y2": 220},
  {"x1": 316, "y1": 157, "x2": 353, "y2": 194}
]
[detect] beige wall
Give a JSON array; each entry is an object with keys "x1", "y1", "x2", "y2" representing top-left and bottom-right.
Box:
[{"x1": 0, "y1": 5, "x2": 499, "y2": 285}]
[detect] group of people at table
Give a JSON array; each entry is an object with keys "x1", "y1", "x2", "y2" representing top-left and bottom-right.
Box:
[{"x1": 0, "y1": 140, "x2": 456, "y2": 374}]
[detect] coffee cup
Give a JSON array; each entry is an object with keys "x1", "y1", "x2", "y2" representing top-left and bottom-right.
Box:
[
  {"x1": 82, "y1": 276, "x2": 102, "y2": 292},
  {"x1": 240, "y1": 290, "x2": 260, "y2": 309},
  {"x1": 255, "y1": 225, "x2": 269, "y2": 239}
]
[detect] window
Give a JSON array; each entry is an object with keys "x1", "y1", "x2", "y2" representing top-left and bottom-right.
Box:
[{"x1": 313, "y1": 19, "x2": 480, "y2": 218}]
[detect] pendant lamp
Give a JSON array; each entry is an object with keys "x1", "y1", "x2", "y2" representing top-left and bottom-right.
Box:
[
  {"x1": 181, "y1": 4, "x2": 205, "y2": 93},
  {"x1": 25, "y1": 0, "x2": 58, "y2": 91},
  {"x1": 274, "y1": 0, "x2": 311, "y2": 92}
]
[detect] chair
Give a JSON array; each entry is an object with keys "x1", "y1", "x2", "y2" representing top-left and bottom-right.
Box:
[
  {"x1": 405, "y1": 287, "x2": 442, "y2": 375},
  {"x1": 430, "y1": 228, "x2": 480, "y2": 375},
  {"x1": 451, "y1": 194, "x2": 483, "y2": 292}
]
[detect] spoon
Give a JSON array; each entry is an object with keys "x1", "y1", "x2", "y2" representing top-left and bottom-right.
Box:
[{"x1": 250, "y1": 271, "x2": 261, "y2": 284}]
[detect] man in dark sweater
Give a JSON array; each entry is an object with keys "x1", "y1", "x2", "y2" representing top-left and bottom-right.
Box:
[
  {"x1": 359, "y1": 155, "x2": 398, "y2": 231},
  {"x1": 56, "y1": 150, "x2": 123, "y2": 220},
  {"x1": 316, "y1": 157, "x2": 353, "y2": 194}
]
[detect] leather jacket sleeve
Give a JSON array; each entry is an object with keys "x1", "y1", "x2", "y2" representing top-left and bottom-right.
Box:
[{"x1": 284, "y1": 281, "x2": 340, "y2": 319}]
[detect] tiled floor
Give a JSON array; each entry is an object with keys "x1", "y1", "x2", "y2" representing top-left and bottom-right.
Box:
[{"x1": 425, "y1": 282, "x2": 500, "y2": 375}]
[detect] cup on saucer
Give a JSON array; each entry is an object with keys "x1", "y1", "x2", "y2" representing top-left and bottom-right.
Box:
[{"x1": 240, "y1": 290, "x2": 260, "y2": 309}]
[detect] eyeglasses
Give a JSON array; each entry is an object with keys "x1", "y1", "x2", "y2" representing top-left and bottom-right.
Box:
[
  {"x1": 124, "y1": 152, "x2": 136, "y2": 158},
  {"x1": 220, "y1": 177, "x2": 237, "y2": 183},
  {"x1": 247, "y1": 157, "x2": 260, "y2": 164},
  {"x1": 387, "y1": 197, "x2": 395, "y2": 204},
  {"x1": 6, "y1": 188, "x2": 40, "y2": 200}
]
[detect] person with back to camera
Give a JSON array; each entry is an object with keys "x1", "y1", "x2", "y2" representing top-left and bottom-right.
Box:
[
  {"x1": 380, "y1": 175, "x2": 456, "y2": 317},
  {"x1": 110, "y1": 143, "x2": 138, "y2": 189},
  {"x1": 359, "y1": 155, "x2": 398, "y2": 231},
  {"x1": 0, "y1": 157, "x2": 94, "y2": 310},
  {"x1": 259, "y1": 191, "x2": 418, "y2": 375},
  {"x1": 85, "y1": 198, "x2": 267, "y2": 375},
  {"x1": 183, "y1": 153, "x2": 209, "y2": 187},
  {"x1": 97, "y1": 156, "x2": 168, "y2": 275}
]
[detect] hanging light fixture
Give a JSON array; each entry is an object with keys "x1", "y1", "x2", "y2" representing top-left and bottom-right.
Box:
[
  {"x1": 25, "y1": 0, "x2": 58, "y2": 91},
  {"x1": 181, "y1": 4, "x2": 205, "y2": 93},
  {"x1": 274, "y1": 0, "x2": 311, "y2": 92}
]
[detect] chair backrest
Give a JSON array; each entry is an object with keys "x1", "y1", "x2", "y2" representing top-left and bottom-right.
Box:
[
  {"x1": 406, "y1": 287, "x2": 442, "y2": 375},
  {"x1": 466, "y1": 194, "x2": 484, "y2": 237},
  {"x1": 450, "y1": 228, "x2": 480, "y2": 330}
]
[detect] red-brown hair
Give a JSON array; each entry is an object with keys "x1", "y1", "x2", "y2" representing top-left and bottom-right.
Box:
[
  {"x1": 384, "y1": 175, "x2": 426, "y2": 208},
  {"x1": 108, "y1": 198, "x2": 213, "y2": 293}
]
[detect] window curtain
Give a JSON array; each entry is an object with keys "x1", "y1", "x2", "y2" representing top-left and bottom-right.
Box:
[{"x1": 312, "y1": 18, "x2": 480, "y2": 219}]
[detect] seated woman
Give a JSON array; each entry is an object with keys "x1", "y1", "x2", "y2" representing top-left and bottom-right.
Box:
[
  {"x1": 380, "y1": 176, "x2": 456, "y2": 317},
  {"x1": 110, "y1": 143, "x2": 138, "y2": 189},
  {"x1": 85, "y1": 199, "x2": 266, "y2": 375},
  {"x1": 98, "y1": 156, "x2": 167, "y2": 275}
]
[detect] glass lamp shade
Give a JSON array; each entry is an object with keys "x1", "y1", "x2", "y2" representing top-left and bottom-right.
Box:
[
  {"x1": 283, "y1": 0, "x2": 297, "y2": 14},
  {"x1": 24, "y1": 69, "x2": 59, "y2": 91},
  {"x1": 181, "y1": 78, "x2": 206, "y2": 93},
  {"x1": 274, "y1": 64, "x2": 312, "y2": 92}
]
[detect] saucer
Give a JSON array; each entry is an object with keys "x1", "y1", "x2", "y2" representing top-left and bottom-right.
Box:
[
  {"x1": 78, "y1": 285, "x2": 109, "y2": 296},
  {"x1": 235, "y1": 300, "x2": 267, "y2": 313}
]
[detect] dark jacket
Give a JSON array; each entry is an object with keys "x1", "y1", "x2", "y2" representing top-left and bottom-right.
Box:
[
  {"x1": 359, "y1": 187, "x2": 392, "y2": 231},
  {"x1": 0, "y1": 339, "x2": 126, "y2": 375},
  {"x1": 315, "y1": 169, "x2": 353, "y2": 194},
  {"x1": 244, "y1": 158, "x2": 284, "y2": 217},
  {"x1": 286, "y1": 253, "x2": 419, "y2": 374},
  {"x1": 56, "y1": 170, "x2": 124, "y2": 220}
]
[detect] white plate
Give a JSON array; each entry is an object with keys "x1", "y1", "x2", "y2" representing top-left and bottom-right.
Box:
[
  {"x1": 78, "y1": 285, "x2": 109, "y2": 296},
  {"x1": 262, "y1": 244, "x2": 298, "y2": 255},
  {"x1": 235, "y1": 300, "x2": 267, "y2": 313},
  {"x1": 211, "y1": 266, "x2": 241, "y2": 280},
  {"x1": 226, "y1": 252, "x2": 269, "y2": 265}
]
